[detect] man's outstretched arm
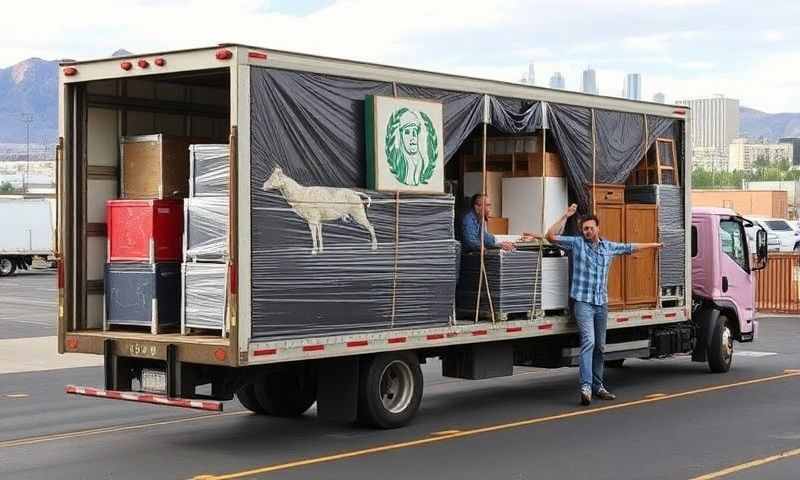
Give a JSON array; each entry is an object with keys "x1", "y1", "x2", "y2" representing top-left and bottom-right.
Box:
[
  {"x1": 545, "y1": 203, "x2": 578, "y2": 243},
  {"x1": 631, "y1": 243, "x2": 662, "y2": 251}
]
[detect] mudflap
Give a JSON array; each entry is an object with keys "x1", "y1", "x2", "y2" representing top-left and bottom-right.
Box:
[
  {"x1": 316, "y1": 356, "x2": 359, "y2": 422},
  {"x1": 691, "y1": 307, "x2": 721, "y2": 363}
]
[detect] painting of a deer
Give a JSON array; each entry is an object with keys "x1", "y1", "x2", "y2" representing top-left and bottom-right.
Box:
[{"x1": 262, "y1": 167, "x2": 377, "y2": 255}]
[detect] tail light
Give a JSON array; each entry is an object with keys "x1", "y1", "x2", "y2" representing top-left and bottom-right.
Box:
[
  {"x1": 63, "y1": 67, "x2": 78, "y2": 76},
  {"x1": 154, "y1": 57, "x2": 166, "y2": 67},
  {"x1": 215, "y1": 49, "x2": 233, "y2": 60},
  {"x1": 137, "y1": 59, "x2": 149, "y2": 68},
  {"x1": 120, "y1": 61, "x2": 133, "y2": 71}
]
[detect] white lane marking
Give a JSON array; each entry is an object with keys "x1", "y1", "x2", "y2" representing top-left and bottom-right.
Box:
[{"x1": 735, "y1": 351, "x2": 778, "y2": 357}]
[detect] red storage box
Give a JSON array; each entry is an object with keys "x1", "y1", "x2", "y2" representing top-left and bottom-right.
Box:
[{"x1": 107, "y1": 199, "x2": 183, "y2": 262}]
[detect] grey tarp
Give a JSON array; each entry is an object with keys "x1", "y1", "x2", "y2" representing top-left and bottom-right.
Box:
[
  {"x1": 595, "y1": 109, "x2": 646, "y2": 185},
  {"x1": 489, "y1": 96, "x2": 542, "y2": 134},
  {"x1": 546, "y1": 103, "x2": 593, "y2": 212}
]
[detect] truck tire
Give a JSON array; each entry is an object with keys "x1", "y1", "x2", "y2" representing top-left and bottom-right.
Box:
[
  {"x1": 254, "y1": 365, "x2": 317, "y2": 417},
  {"x1": 708, "y1": 315, "x2": 733, "y2": 373},
  {"x1": 358, "y1": 352, "x2": 423, "y2": 429},
  {"x1": 0, "y1": 257, "x2": 16, "y2": 277},
  {"x1": 236, "y1": 384, "x2": 266, "y2": 414}
]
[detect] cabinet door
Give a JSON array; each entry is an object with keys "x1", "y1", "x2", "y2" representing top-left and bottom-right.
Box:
[
  {"x1": 624, "y1": 205, "x2": 658, "y2": 308},
  {"x1": 597, "y1": 205, "x2": 625, "y2": 310}
]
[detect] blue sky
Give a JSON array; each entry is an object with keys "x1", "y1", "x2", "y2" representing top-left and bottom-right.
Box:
[{"x1": 3, "y1": 0, "x2": 799, "y2": 112}]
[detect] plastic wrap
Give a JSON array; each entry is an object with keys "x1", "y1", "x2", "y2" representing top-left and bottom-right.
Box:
[
  {"x1": 185, "y1": 197, "x2": 228, "y2": 261},
  {"x1": 105, "y1": 263, "x2": 180, "y2": 329},
  {"x1": 189, "y1": 144, "x2": 229, "y2": 196},
  {"x1": 660, "y1": 228, "x2": 686, "y2": 287},
  {"x1": 182, "y1": 263, "x2": 226, "y2": 331},
  {"x1": 251, "y1": 240, "x2": 459, "y2": 339},
  {"x1": 456, "y1": 251, "x2": 568, "y2": 320}
]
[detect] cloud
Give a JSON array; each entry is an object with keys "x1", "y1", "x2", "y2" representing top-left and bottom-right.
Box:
[{"x1": 763, "y1": 30, "x2": 785, "y2": 42}]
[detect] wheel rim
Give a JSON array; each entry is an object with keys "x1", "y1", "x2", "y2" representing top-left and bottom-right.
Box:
[
  {"x1": 0, "y1": 259, "x2": 11, "y2": 275},
  {"x1": 379, "y1": 360, "x2": 414, "y2": 414},
  {"x1": 722, "y1": 325, "x2": 733, "y2": 362}
]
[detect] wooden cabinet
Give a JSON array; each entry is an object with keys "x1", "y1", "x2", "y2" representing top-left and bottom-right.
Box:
[
  {"x1": 596, "y1": 204, "x2": 625, "y2": 310},
  {"x1": 487, "y1": 217, "x2": 508, "y2": 235},
  {"x1": 624, "y1": 205, "x2": 658, "y2": 308}
]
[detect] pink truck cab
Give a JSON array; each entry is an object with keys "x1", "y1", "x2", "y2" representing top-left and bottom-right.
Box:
[{"x1": 691, "y1": 207, "x2": 768, "y2": 372}]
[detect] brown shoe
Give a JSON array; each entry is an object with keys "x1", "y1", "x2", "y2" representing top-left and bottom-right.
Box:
[
  {"x1": 595, "y1": 387, "x2": 616, "y2": 400},
  {"x1": 580, "y1": 386, "x2": 592, "y2": 406}
]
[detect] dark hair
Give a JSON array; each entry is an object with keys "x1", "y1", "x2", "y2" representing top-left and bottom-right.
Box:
[
  {"x1": 580, "y1": 214, "x2": 600, "y2": 228},
  {"x1": 471, "y1": 193, "x2": 485, "y2": 207}
]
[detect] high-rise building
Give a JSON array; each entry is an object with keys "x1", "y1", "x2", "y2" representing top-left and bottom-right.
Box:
[
  {"x1": 549, "y1": 72, "x2": 565, "y2": 89},
  {"x1": 779, "y1": 137, "x2": 800, "y2": 166},
  {"x1": 728, "y1": 138, "x2": 792, "y2": 171},
  {"x1": 528, "y1": 62, "x2": 536, "y2": 86},
  {"x1": 676, "y1": 95, "x2": 740, "y2": 171},
  {"x1": 622, "y1": 73, "x2": 641, "y2": 100},
  {"x1": 581, "y1": 67, "x2": 598, "y2": 95},
  {"x1": 653, "y1": 92, "x2": 665, "y2": 103}
]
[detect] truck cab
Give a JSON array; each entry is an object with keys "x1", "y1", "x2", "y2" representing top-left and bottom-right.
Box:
[{"x1": 691, "y1": 207, "x2": 768, "y2": 372}]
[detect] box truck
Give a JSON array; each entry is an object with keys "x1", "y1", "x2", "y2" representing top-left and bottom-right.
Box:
[
  {"x1": 0, "y1": 197, "x2": 54, "y2": 276},
  {"x1": 57, "y1": 44, "x2": 767, "y2": 428}
]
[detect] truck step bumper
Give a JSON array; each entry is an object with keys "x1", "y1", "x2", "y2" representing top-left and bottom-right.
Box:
[{"x1": 65, "y1": 385, "x2": 223, "y2": 412}]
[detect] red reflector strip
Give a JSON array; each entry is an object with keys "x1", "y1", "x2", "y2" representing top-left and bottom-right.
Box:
[
  {"x1": 65, "y1": 385, "x2": 223, "y2": 412},
  {"x1": 506, "y1": 327, "x2": 523, "y2": 333},
  {"x1": 253, "y1": 348, "x2": 277, "y2": 356},
  {"x1": 538, "y1": 324, "x2": 553, "y2": 330},
  {"x1": 665, "y1": 312, "x2": 678, "y2": 318},
  {"x1": 248, "y1": 51, "x2": 268, "y2": 60},
  {"x1": 616, "y1": 317, "x2": 629, "y2": 323},
  {"x1": 387, "y1": 337, "x2": 406, "y2": 344},
  {"x1": 642, "y1": 315, "x2": 653, "y2": 320},
  {"x1": 426, "y1": 334, "x2": 444, "y2": 340},
  {"x1": 471, "y1": 330, "x2": 488, "y2": 336},
  {"x1": 673, "y1": 110, "x2": 686, "y2": 115},
  {"x1": 346, "y1": 340, "x2": 368, "y2": 348},
  {"x1": 302, "y1": 344, "x2": 325, "y2": 352}
]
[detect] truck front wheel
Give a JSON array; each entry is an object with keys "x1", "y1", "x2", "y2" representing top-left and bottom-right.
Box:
[
  {"x1": 708, "y1": 315, "x2": 733, "y2": 373},
  {"x1": 358, "y1": 352, "x2": 423, "y2": 429},
  {"x1": 0, "y1": 257, "x2": 16, "y2": 277}
]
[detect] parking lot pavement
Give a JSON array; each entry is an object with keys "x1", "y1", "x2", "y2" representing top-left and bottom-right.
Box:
[{"x1": 0, "y1": 269, "x2": 57, "y2": 339}]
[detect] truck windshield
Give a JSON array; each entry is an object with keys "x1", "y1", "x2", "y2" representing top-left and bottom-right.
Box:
[{"x1": 720, "y1": 219, "x2": 748, "y2": 271}]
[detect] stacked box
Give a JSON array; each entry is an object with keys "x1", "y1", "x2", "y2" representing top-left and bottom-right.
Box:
[
  {"x1": 104, "y1": 263, "x2": 181, "y2": 333},
  {"x1": 626, "y1": 185, "x2": 685, "y2": 290},
  {"x1": 107, "y1": 199, "x2": 184, "y2": 262},
  {"x1": 182, "y1": 263, "x2": 227, "y2": 333},
  {"x1": 182, "y1": 144, "x2": 230, "y2": 335},
  {"x1": 189, "y1": 144, "x2": 230, "y2": 196},
  {"x1": 456, "y1": 251, "x2": 569, "y2": 321},
  {"x1": 121, "y1": 134, "x2": 198, "y2": 199}
]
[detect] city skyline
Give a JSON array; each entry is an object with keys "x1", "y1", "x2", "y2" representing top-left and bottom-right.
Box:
[
  {"x1": 581, "y1": 67, "x2": 598, "y2": 95},
  {"x1": 623, "y1": 73, "x2": 641, "y2": 100}
]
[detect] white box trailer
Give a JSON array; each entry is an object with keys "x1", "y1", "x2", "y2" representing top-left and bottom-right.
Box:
[
  {"x1": 57, "y1": 44, "x2": 714, "y2": 427},
  {"x1": 0, "y1": 197, "x2": 54, "y2": 276}
]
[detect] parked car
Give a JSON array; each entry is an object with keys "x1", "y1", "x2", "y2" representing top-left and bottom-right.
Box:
[
  {"x1": 749, "y1": 217, "x2": 799, "y2": 252},
  {"x1": 744, "y1": 219, "x2": 781, "y2": 253}
]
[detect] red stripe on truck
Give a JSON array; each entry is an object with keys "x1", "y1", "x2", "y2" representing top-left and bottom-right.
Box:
[
  {"x1": 538, "y1": 324, "x2": 553, "y2": 330},
  {"x1": 616, "y1": 317, "x2": 629, "y2": 323},
  {"x1": 346, "y1": 340, "x2": 368, "y2": 348},
  {"x1": 506, "y1": 327, "x2": 522, "y2": 333},
  {"x1": 426, "y1": 334, "x2": 445, "y2": 340},
  {"x1": 302, "y1": 344, "x2": 325, "y2": 352},
  {"x1": 387, "y1": 337, "x2": 406, "y2": 344},
  {"x1": 253, "y1": 348, "x2": 277, "y2": 356},
  {"x1": 471, "y1": 330, "x2": 488, "y2": 336},
  {"x1": 665, "y1": 312, "x2": 677, "y2": 318},
  {"x1": 248, "y1": 51, "x2": 268, "y2": 60}
]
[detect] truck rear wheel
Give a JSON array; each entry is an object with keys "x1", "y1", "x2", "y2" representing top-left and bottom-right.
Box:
[
  {"x1": 358, "y1": 352, "x2": 423, "y2": 429},
  {"x1": 236, "y1": 384, "x2": 266, "y2": 414},
  {"x1": 253, "y1": 365, "x2": 317, "y2": 417},
  {"x1": 708, "y1": 315, "x2": 733, "y2": 373},
  {"x1": 0, "y1": 257, "x2": 16, "y2": 277}
]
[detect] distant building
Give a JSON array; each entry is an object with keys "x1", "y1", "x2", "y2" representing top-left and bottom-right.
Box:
[
  {"x1": 623, "y1": 73, "x2": 641, "y2": 100},
  {"x1": 676, "y1": 95, "x2": 740, "y2": 171},
  {"x1": 693, "y1": 146, "x2": 729, "y2": 171},
  {"x1": 743, "y1": 180, "x2": 800, "y2": 218},
  {"x1": 581, "y1": 67, "x2": 598, "y2": 95},
  {"x1": 779, "y1": 137, "x2": 800, "y2": 166},
  {"x1": 549, "y1": 72, "x2": 565, "y2": 89},
  {"x1": 693, "y1": 189, "x2": 788, "y2": 219},
  {"x1": 653, "y1": 92, "x2": 665, "y2": 103},
  {"x1": 728, "y1": 138, "x2": 792, "y2": 171},
  {"x1": 528, "y1": 62, "x2": 536, "y2": 86}
]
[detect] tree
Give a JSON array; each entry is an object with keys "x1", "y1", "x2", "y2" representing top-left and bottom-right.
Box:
[{"x1": 0, "y1": 181, "x2": 15, "y2": 194}]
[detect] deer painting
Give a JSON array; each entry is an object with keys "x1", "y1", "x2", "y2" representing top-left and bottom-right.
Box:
[{"x1": 262, "y1": 167, "x2": 378, "y2": 255}]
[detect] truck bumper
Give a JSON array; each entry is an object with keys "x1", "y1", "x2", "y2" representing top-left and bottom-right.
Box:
[{"x1": 65, "y1": 385, "x2": 223, "y2": 411}]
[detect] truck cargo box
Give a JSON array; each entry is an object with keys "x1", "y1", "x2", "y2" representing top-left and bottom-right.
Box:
[
  {"x1": 104, "y1": 262, "x2": 181, "y2": 334},
  {"x1": 107, "y1": 199, "x2": 184, "y2": 263}
]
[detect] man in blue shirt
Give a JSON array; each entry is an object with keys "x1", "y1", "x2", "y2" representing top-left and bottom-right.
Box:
[
  {"x1": 462, "y1": 194, "x2": 515, "y2": 252},
  {"x1": 546, "y1": 203, "x2": 661, "y2": 406}
]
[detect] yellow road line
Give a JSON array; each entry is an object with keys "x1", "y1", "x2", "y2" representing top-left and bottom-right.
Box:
[
  {"x1": 195, "y1": 372, "x2": 800, "y2": 480},
  {"x1": 644, "y1": 393, "x2": 666, "y2": 399},
  {"x1": 0, "y1": 411, "x2": 249, "y2": 449},
  {"x1": 430, "y1": 430, "x2": 461, "y2": 436},
  {"x1": 3, "y1": 394, "x2": 29, "y2": 399},
  {"x1": 690, "y1": 446, "x2": 800, "y2": 479}
]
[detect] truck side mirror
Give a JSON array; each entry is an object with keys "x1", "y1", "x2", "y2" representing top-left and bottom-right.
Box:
[{"x1": 754, "y1": 229, "x2": 768, "y2": 270}]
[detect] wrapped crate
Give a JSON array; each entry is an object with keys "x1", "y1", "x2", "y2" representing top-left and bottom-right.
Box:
[
  {"x1": 104, "y1": 263, "x2": 181, "y2": 334},
  {"x1": 189, "y1": 144, "x2": 229, "y2": 196},
  {"x1": 121, "y1": 134, "x2": 197, "y2": 199},
  {"x1": 182, "y1": 263, "x2": 227, "y2": 335},
  {"x1": 107, "y1": 199, "x2": 183, "y2": 262},
  {"x1": 184, "y1": 197, "x2": 228, "y2": 261}
]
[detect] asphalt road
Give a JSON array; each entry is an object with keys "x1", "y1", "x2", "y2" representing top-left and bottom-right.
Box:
[
  {"x1": 1, "y1": 271, "x2": 800, "y2": 480},
  {"x1": 0, "y1": 269, "x2": 56, "y2": 339}
]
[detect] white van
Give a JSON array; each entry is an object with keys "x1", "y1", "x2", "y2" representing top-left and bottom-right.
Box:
[{"x1": 748, "y1": 217, "x2": 798, "y2": 252}]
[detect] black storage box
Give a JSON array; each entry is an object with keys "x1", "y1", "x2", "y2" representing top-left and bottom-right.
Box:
[{"x1": 105, "y1": 263, "x2": 181, "y2": 334}]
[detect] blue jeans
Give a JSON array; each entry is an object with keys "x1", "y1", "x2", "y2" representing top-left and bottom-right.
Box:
[{"x1": 574, "y1": 301, "x2": 608, "y2": 391}]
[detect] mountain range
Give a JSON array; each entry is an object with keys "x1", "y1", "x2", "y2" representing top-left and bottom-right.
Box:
[{"x1": 0, "y1": 53, "x2": 799, "y2": 145}]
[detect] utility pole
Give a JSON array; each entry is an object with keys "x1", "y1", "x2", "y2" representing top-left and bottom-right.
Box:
[{"x1": 20, "y1": 113, "x2": 33, "y2": 193}]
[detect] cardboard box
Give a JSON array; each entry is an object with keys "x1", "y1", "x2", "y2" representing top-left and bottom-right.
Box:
[{"x1": 122, "y1": 134, "x2": 200, "y2": 199}]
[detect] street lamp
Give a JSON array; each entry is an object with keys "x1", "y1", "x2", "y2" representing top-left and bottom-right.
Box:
[{"x1": 20, "y1": 113, "x2": 33, "y2": 193}]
